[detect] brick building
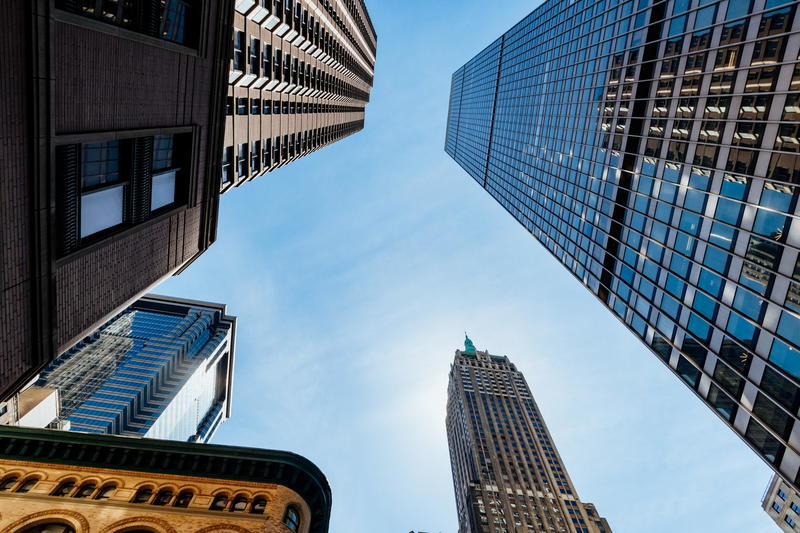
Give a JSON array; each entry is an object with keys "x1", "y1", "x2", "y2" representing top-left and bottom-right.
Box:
[
  {"x1": 0, "y1": 426, "x2": 331, "y2": 533},
  {"x1": 0, "y1": 0, "x2": 233, "y2": 399},
  {"x1": 221, "y1": 0, "x2": 377, "y2": 191}
]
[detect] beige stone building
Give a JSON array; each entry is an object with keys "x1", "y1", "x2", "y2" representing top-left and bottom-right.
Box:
[
  {"x1": 221, "y1": 0, "x2": 376, "y2": 192},
  {"x1": 0, "y1": 427, "x2": 331, "y2": 533}
]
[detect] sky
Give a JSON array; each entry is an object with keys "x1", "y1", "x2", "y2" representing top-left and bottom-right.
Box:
[{"x1": 160, "y1": 1, "x2": 778, "y2": 531}]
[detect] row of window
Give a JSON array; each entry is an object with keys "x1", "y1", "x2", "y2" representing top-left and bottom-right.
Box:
[
  {"x1": 242, "y1": 0, "x2": 373, "y2": 83},
  {"x1": 0, "y1": 475, "x2": 301, "y2": 531},
  {"x1": 55, "y1": 134, "x2": 188, "y2": 258},
  {"x1": 233, "y1": 32, "x2": 370, "y2": 102},
  {"x1": 56, "y1": 0, "x2": 197, "y2": 47},
  {"x1": 221, "y1": 120, "x2": 363, "y2": 182},
  {"x1": 227, "y1": 97, "x2": 363, "y2": 117}
]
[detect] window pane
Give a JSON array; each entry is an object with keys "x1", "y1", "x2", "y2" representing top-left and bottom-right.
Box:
[
  {"x1": 80, "y1": 185, "x2": 124, "y2": 238},
  {"x1": 151, "y1": 171, "x2": 177, "y2": 211},
  {"x1": 744, "y1": 418, "x2": 785, "y2": 465},
  {"x1": 708, "y1": 383, "x2": 737, "y2": 420}
]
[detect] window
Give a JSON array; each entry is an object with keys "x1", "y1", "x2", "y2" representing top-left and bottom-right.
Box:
[
  {"x1": 153, "y1": 488, "x2": 174, "y2": 505},
  {"x1": 210, "y1": 494, "x2": 229, "y2": 511},
  {"x1": 283, "y1": 506, "x2": 301, "y2": 532},
  {"x1": 132, "y1": 487, "x2": 153, "y2": 504},
  {"x1": 73, "y1": 482, "x2": 96, "y2": 498},
  {"x1": 251, "y1": 98, "x2": 261, "y2": 115},
  {"x1": 251, "y1": 497, "x2": 267, "y2": 514},
  {"x1": 237, "y1": 143, "x2": 248, "y2": 177},
  {"x1": 79, "y1": 141, "x2": 124, "y2": 239},
  {"x1": 56, "y1": 133, "x2": 190, "y2": 256},
  {"x1": 249, "y1": 37, "x2": 260, "y2": 75},
  {"x1": 174, "y1": 490, "x2": 194, "y2": 507},
  {"x1": 19, "y1": 524, "x2": 75, "y2": 533},
  {"x1": 708, "y1": 384, "x2": 737, "y2": 421},
  {"x1": 94, "y1": 484, "x2": 116, "y2": 500},
  {"x1": 231, "y1": 496, "x2": 249, "y2": 512},
  {"x1": 774, "y1": 502, "x2": 783, "y2": 512},
  {"x1": 787, "y1": 515, "x2": 797, "y2": 527},
  {"x1": 0, "y1": 476, "x2": 18, "y2": 491},
  {"x1": 56, "y1": 0, "x2": 198, "y2": 47},
  {"x1": 745, "y1": 418, "x2": 785, "y2": 465},
  {"x1": 233, "y1": 30, "x2": 245, "y2": 71},
  {"x1": 221, "y1": 146, "x2": 233, "y2": 184},
  {"x1": 237, "y1": 97, "x2": 248, "y2": 115},
  {"x1": 52, "y1": 481, "x2": 76, "y2": 497},
  {"x1": 780, "y1": 489, "x2": 788, "y2": 500},
  {"x1": 15, "y1": 478, "x2": 37, "y2": 493}
]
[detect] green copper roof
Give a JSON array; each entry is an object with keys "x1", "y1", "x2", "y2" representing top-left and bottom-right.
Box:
[{"x1": 464, "y1": 333, "x2": 476, "y2": 354}]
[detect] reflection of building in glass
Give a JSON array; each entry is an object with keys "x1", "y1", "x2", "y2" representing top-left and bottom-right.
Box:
[
  {"x1": 36, "y1": 295, "x2": 236, "y2": 443},
  {"x1": 447, "y1": 1, "x2": 800, "y2": 492},
  {"x1": 446, "y1": 337, "x2": 611, "y2": 533}
]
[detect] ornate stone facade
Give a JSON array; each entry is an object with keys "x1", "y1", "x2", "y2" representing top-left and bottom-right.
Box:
[
  {"x1": 0, "y1": 460, "x2": 310, "y2": 533},
  {"x1": 0, "y1": 427, "x2": 331, "y2": 533}
]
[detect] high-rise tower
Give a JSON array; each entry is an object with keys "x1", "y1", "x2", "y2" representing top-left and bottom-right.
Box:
[
  {"x1": 446, "y1": 0, "x2": 800, "y2": 490},
  {"x1": 221, "y1": 0, "x2": 377, "y2": 191},
  {"x1": 32, "y1": 295, "x2": 236, "y2": 443},
  {"x1": 446, "y1": 337, "x2": 611, "y2": 533}
]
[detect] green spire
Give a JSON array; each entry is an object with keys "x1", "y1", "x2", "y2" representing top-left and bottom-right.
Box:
[{"x1": 464, "y1": 333, "x2": 476, "y2": 354}]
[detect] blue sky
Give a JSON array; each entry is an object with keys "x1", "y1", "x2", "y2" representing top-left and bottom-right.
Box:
[{"x1": 160, "y1": 1, "x2": 777, "y2": 531}]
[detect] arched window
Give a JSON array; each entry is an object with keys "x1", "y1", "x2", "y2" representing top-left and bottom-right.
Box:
[
  {"x1": 94, "y1": 484, "x2": 116, "y2": 500},
  {"x1": 72, "y1": 482, "x2": 96, "y2": 498},
  {"x1": 173, "y1": 490, "x2": 193, "y2": 508},
  {"x1": 283, "y1": 506, "x2": 301, "y2": 532},
  {"x1": 230, "y1": 496, "x2": 248, "y2": 512},
  {"x1": 131, "y1": 487, "x2": 153, "y2": 504},
  {"x1": 152, "y1": 488, "x2": 173, "y2": 506},
  {"x1": 51, "y1": 481, "x2": 76, "y2": 497},
  {"x1": 250, "y1": 497, "x2": 267, "y2": 514},
  {"x1": 209, "y1": 493, "x2": 228, "y2": 511},
  {"x1": 0, "y1": 475, "x2": 19, "y2": 491},
  {"x1": 15, "y1": 478, "x2": 38, "y2": 493},
  {"x1": 19, "y1": 524, "x2": 75, "y2": 533}
]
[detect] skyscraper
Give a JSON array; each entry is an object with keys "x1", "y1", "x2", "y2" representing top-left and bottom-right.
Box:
[
  {"x1": 33, "y1": 295, "x2": 236, "y2": 443},
  {"x1": 221, "y1": 0, "x2": 377, "y2": 191},
  {"x1": 446, "y1": 1, "x2": 800, "y2": 490},
  {"x1": 446, "y1": 337, "x2": 611, "y2": 533},
  {"x1": 0, "y1": 0, "x2": 233, "y2": 400}
]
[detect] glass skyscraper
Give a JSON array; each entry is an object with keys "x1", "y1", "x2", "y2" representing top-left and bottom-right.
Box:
[
  {"x1": 35, "y1": 295, "x2": 236, "y2": 443},
  {"x1": 447, "y1": 337, "x2": 611, "y2": 533},
  {"x1": 446, "y1": 0, "x2": 800, "y2": 490}
]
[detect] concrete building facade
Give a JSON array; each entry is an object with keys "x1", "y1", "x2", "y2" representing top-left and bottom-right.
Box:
[
  {"x1": 0, "y1": 1, "x2": 233, "y2": 400},
  {"x1": 446, "y1": 0, "x2": 800, "y2": 491},
  {"x1": 222, "y1": 0, "x2": 376, "y2": 191},
  {"x1": 0, "y1": 426, "x2": 330, "y2": 533},
  {"x1": 446, "y1": 337, "x2": 611, "y2": 533},
  {"x1": 763, "y1": 473, "x2": 800, "y2": 531}
]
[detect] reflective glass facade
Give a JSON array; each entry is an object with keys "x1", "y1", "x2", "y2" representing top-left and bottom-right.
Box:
[
  {"x1": 447, "y1": 0, "x2": 800, "y2": 490},
  {"x1": 446, "y1": 339, "x2": 611, "y2": 533},
  {"x1": 36, "y1": 296, "x2": 236, "y2": 443}
]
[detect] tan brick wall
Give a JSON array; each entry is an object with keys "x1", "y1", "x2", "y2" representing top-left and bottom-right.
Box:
[{"x1": 0, "y1": 460, "x2": 313, "y2": 533}]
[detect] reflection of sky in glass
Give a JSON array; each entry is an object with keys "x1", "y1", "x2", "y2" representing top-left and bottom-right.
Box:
[{"x1": 38, "y1": 306, "x2": 229, "y2": 442}]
